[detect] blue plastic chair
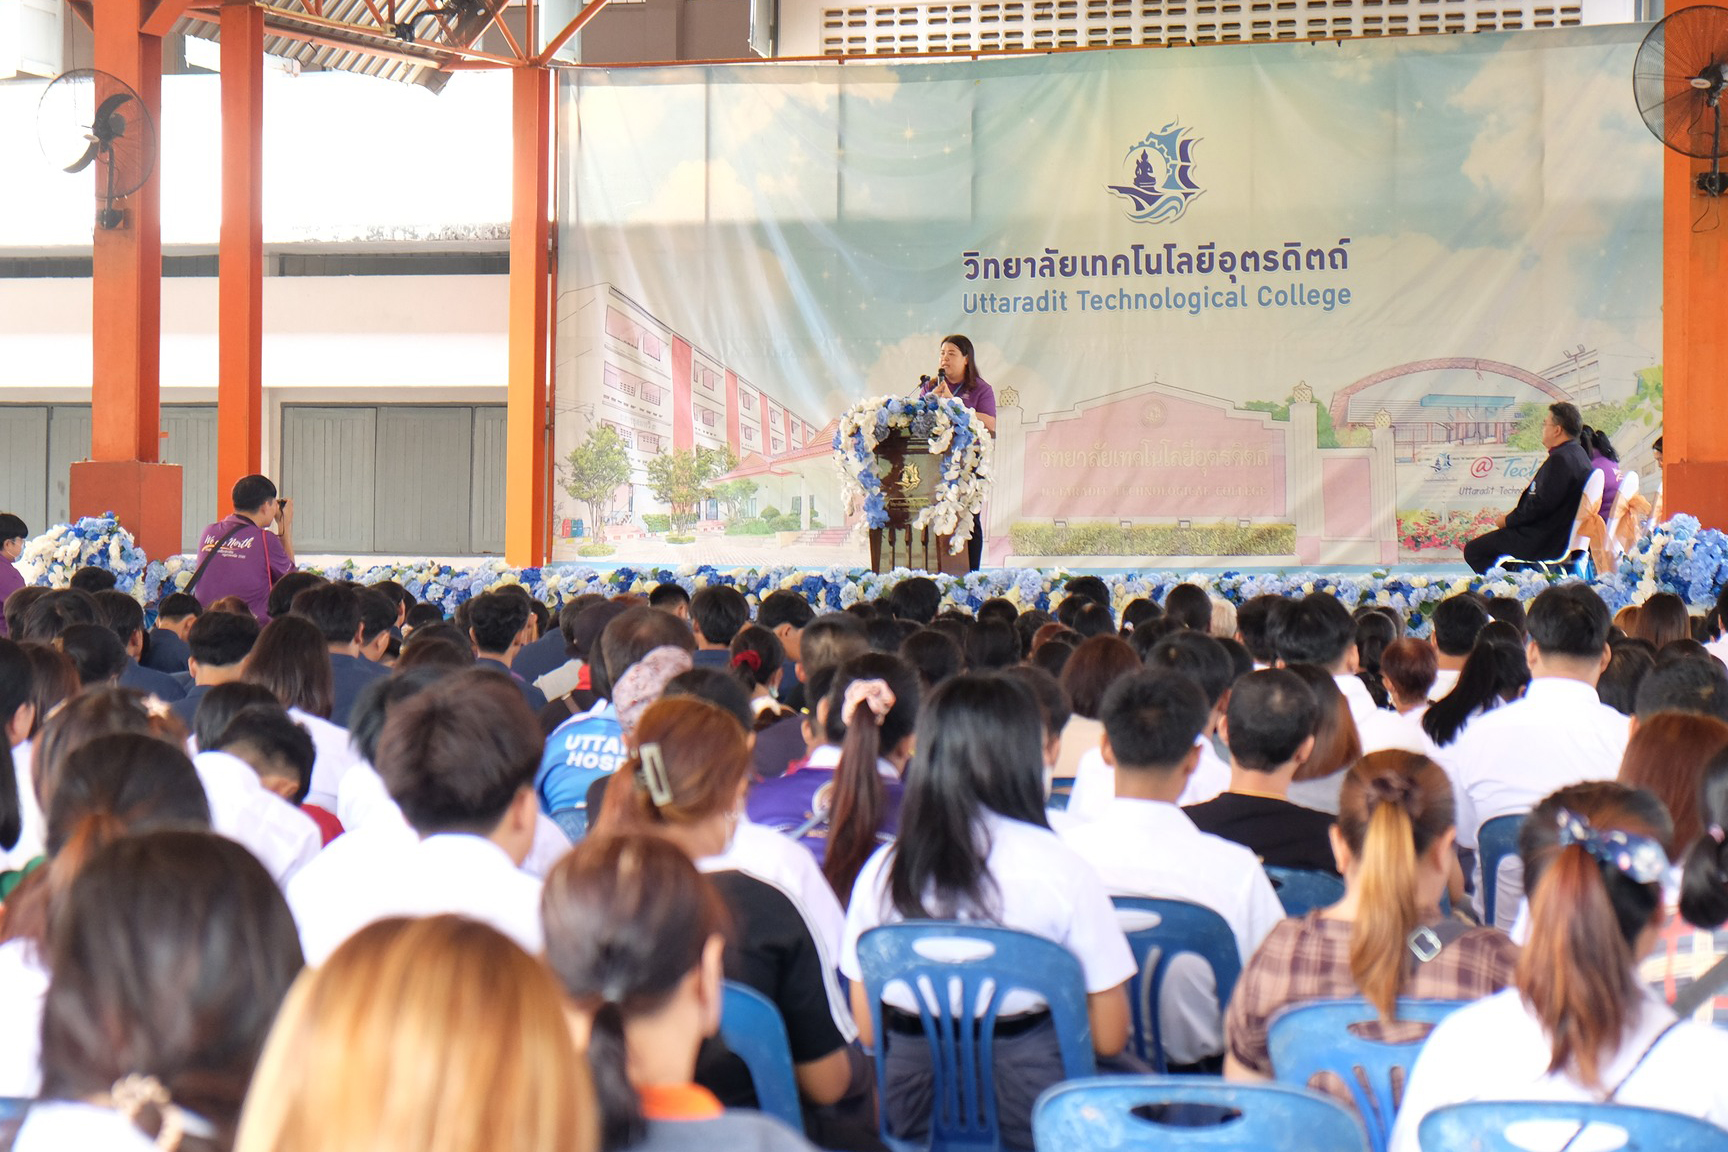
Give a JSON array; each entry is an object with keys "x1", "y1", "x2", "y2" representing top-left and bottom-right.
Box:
[
  {"x1": 1265, "y1": 867, "x2": 1346, "y2": 916},
  {"x1": 1265, "y1": 997, "x2": 1468, "y2": 1152},
  {"x1": 1476, "y1": 813, "x2": 1526, "y2": 928},
  {"x1": 718, "y1": 980, "x2": 805, "y2": 1135},
  {"x1": 1033, "y1": 1075, "x2": 1370, "y2": 1152},
  {"x1": 1416, "y1": 1100, "x2": 1728, "y2": 1152},
  {"x1": 1110, "y1": 897, "x2": 1242, "y2": 1073},
  {"x1": 856, "y1": 921, "x2": 1096, "y2": 1152}
]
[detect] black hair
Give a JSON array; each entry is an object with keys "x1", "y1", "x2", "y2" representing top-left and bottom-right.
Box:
[
  {"x1": 1268, "y1": 593, "x2": 1357, "y2": 669},
  {"x1": 404, "y1": 602, "x2": 446, "y2": 631},
  {"x1": 243, "y1": 616, "x2": 334, "y2": 719},
  {"x1": 265, "y1": 572, "x2": 325, "y2": 624},
  {"x1": 900, "y1": 628, "x2": 964, "y2": 696},
  {"x1": 690, "y1": 585, "x2": 749, "y2": 648},
  {"x1": 888, "y1": 674, "x2": 1048, "y2": 920},
  {"x1": 92, "y1": 589, "x2": 145, "y2": 646},
  {"x1": 1063, "y1": 576, "x2": 1111, "y2": 608},
  {"x1": 821, "y1": 653, "x2": 921, "y2": 903},
  {"x1": 69, "y1": 567, "x2": 117, "y2": 594},
  {"x1": 0, "y1": 514, "x2": 27, "y2": 545},
  {"x1": 940, "y1": 333, "x2": 981, "y2": 392},
  {"x1": 348, "y1": 666, "x2": 458, "y2": 766},
  {"x1": 1634, "y1": 654, "x2": 1728, "y2": 723},
  {"x1": 231, "y1": 473, "x2": 278, "y2": 513},
  {"x1": 369, "y1": 579, "x2": 413, "y2": 615},
  {"x1": 996, "y1": 665, "x2": 1071, "y2": 743},
  {"x1": 466, "y1": 591, "x2": 531, "y2": 656},
  {"x1": 1069, "y1": 601, "x2": 1116, "y2": 641},
  {"x1": 1680, "y1": 747, "x2": 1728, "y2": 928},
  {"x1": 0, "y1": 640, "x2": 31, "y2": 849},
  {"x1": 1217, "y1": 636, "x2": 1254, "y2": 684},
  {"x1": 1235, "y1": 594, "x2": 1283, "y2": 665},
  {"x1": 1030, "y1": 637, "x2": 1075, "y2": 681},
  {"x1": 18, "y1": 589, "x2": 99, "y2": 643},
  {"x1": 156, "y1": 592, "x2": 202, "y2": 621},
  {"x1": 375, "y1": 670, "x2": 540, "y2": 836},
  {"x1": 648, "y1": 582, "x2": 691, "y2": 610},
  {"x1": 291, "y1": 582, "x2": 362, "y2": 647},
  {"x1": 1597, "y1": 639, "x2": 1656, "y2": 717},
  {"x1": 1121, "y1": 598, "x2": 1161, "y2": 636},
  {"x1": 964, "y1": 618, "x2": 1020, "y2": 670},
  {"x1": 866, "y1": 616, "x2": 914, "y2": 654},
  {"x1": 1141, "y1": 629, "x2": 1233, "y2": 709},
  {"x1": 1013, "y1": 610, "x2": 1054, "y2": 658},
  {"x1": 977, "y1": 598, "x2": 1018, "y2": 626},
  {"x1": 1162, "y1": 584, "x2": 1213, "y2": 632},
  {"x1": 59, "y1": 623, "x2": 126, "y2": 686},
  {"x1": 191, "y1": 681, "x2": 281, "y2": 752},
  {"x1": 1526, "y1": 583, "x2": 1611, "y2": 661},
  {"x1": 1101, "y1": 669, "x2": 1210, "y2": 772},
  {"x1": 1431, "y1": 594, "x2": 1490, "y2": 657},
  {"x1": 1054, "y1": 594, "x2": 1092, "y2": 630},
  {"x1": 1547, "y1": 401, "x2": 1583, "y2": 439},
  {"x1": 187, "y1": 609, "x2": 261, "y2": 669},
  {"x1": 1422, "y1": 638, "x2": 1531, "y2": 746},
  {"x1": 1223, "y1": 669, "x2": 1319, "y2": 772},
  {"x1": 206, "y1": 703, "x2": 317, "y2": 805},
  {"x1": 355, "y1": 588, "x2": 396, "y2": 645},
  {"x1": 661, "y1": 668, "x2": 755, "y2": 732},
  {"x1": 757, "y1": 589, "x2": 815, "y2": 632},
  {"x1": 887, "y1": 577, "x2": 942, "y2": 626},
  {"x1": 727, "y1": 624, "x2": 784, "y2": 690}
]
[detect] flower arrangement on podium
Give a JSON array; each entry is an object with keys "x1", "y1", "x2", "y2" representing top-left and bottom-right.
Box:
[
  {"x1": 833, "y1": 394, "x2": 993, "y2": 553},
  {"x1": 17, "y1": 512, "x2": 149, "y2": 597}
]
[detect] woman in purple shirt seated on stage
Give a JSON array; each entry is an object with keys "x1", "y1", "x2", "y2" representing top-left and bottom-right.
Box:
[
  {"x1": 918, "y1": 334, "x2": 997, "y2": 570},
  {"x1": 0, "y1": 515, "x2": 27, "y2": 639},
  {"x1": 1584, "y1": 425, "x2": 1622, "y2": 518}
]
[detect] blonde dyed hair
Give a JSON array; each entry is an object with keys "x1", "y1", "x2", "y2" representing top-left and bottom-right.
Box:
[{"x1": 234, "y1": 916, "x2": 597, "y2": 1152}]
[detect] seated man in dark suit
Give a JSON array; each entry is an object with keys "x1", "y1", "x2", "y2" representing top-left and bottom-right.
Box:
[{"x1": 1462, "y1": 401, "x2": 1593, "y2": 574}]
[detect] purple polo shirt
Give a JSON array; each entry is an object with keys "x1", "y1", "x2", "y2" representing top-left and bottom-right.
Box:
[
  {"x1": 0, "y1": 557, "x2": 22, "y2": 638},
  {"x1": 191, "y1": 513, "x2": 292, "y2": 623},
  {"x1": 919, "y1": 374, "x2": 997, "y2": 421}
]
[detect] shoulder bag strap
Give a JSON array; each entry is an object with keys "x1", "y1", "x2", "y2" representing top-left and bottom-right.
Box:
[
  {"x1": 1673, "y1": 952, "x2": 1728, "y2": 1019},
  {"x1": 183, "y1": 521, "x2": 251, "y2": 597}
]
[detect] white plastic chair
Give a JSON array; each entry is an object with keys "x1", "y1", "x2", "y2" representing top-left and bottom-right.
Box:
[
  {"x1": 1495, "y1": 470, "x2": 1602, "y2": 578},
  {"x1": 1605, "y1": 470, "x2": 1639, "y2": 563}
]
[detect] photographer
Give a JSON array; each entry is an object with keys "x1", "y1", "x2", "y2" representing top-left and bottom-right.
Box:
[{"x1": 188, "y1": 474, "x2": 297, "y2": 623}]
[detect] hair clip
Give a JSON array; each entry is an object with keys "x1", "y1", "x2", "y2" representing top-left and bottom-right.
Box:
[
  {"x1": 141, "y1": 694, "x2": 174, "y2": 721},
  {"x1": 110, "y1": 1073, "x2": 185, "y2": 1151},
  {"x1": 1710, "y1": 824, "x2": 1725, "y2": 845},
  {"x1": 638, "y1": 742, "x2": 675, "y2": 808},
  {"x1": 1555, "y1": 808, "x2": 1668, "y2": 885}
]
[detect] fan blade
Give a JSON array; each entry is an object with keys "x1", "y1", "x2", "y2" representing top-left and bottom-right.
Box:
[
  {"x1": 91, "y1": 91, "x2": 134, "y2": 140},
  {"x1": 63, "y1": 139, "x2": 101, "y2": 174}
]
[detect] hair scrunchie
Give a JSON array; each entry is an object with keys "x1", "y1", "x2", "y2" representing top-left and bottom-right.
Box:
[
  {"x1": 1555, "y1": 807, "x2": 1668, "y2": 884},
  {"x1": 843, "y1": 679, "x2": 895, "y2": 726},
  {"x1": 732, "y1": 649, "x2": 762, "y2": 673}
]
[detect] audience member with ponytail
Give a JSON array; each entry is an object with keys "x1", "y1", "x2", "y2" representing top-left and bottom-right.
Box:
[
  {"x1": 840, "y1": 673, "x2": 1134, "y2": 1151},
  {"x1": 0, "y1": 733, "x2": 211, "y2": 1097},
  {"x1": 1226, "y1": 751, "x2": 1515, "y2": 1103},
  {"x1": 541, "y1": 834, "x2": 816, "y2": 1152},
  {"x1": 590, "y1": 697, "x2": 863, "y2": 1137},
  {"x1": 1420, "y1": 637, "x2": 1529, "y2": 749},
  {"x1": 729, "y1": 625, "x2": 805, "y2": 781},
  {"x1": 1392, "y1": 782, "x2": 1728, "y2": 1149},
  {"x1": 747, "y1": 652, "x2": 920, "y2": 899},
  {"x1": 14, "y1": 830, "x2": 301, "y2": 1152}
]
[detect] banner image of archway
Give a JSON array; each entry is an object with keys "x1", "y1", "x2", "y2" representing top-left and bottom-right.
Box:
[{"x1": 551, "y1": 25, "x2": 1660, "y2": 568}]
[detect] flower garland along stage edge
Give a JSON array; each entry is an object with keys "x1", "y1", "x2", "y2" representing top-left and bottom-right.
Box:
[
  {"x1": 833, "y1": 394, "x2": 993, "y2": 551},
  {"x1": 24, "y1": 513, "x2": 1728, "y2": 639}
]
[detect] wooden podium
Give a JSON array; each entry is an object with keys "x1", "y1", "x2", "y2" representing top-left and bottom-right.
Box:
[{"x1": 868, "y1": 431, "x2": 971, "y2": 575}]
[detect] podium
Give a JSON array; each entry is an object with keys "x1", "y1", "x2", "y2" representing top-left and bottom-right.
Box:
[{"x1": 868, "y1": 431, "x2": 971, "y2": 575}]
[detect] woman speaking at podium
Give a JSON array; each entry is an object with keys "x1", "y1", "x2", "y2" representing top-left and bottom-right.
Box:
[{"x1": 918, "y1": 334, "x2": 997, "y2": 571}]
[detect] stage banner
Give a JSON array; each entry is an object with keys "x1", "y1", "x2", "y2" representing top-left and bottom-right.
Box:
[{"x1": 551, "y1": 25, "x2": 1661, "y2": 570}]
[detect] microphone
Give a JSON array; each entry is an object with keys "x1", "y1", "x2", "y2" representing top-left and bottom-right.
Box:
[{"x1": 937, "y1": 369, "x2": 947, "y2": 385}]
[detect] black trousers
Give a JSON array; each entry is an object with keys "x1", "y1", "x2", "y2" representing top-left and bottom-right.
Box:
[
  {"x1": 967, "y1": 513, "x2": 983, "y2": 571},
  {"x1": 1462, "y1": 526, "x2": 1541, "y2": 574}
]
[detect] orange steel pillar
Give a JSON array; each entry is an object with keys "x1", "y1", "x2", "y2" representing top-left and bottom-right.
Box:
[
  {"x1": 1664, "y1": 69, "x2": 1728, "y2": 532},
  {"x1": 70, "y1": 0, "x2": 183, "y2": 559},
  {"x1": 506, "y1": 64, "x2": 553, "y2": 567},
  {"x1": 218, "y1": 0, "x2": 266, "y2": 505}
]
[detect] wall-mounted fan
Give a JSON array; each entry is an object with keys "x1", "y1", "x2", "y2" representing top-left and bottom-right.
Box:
[{"x1": 36, "y1": 69, "x2": 158, "y2": 229}]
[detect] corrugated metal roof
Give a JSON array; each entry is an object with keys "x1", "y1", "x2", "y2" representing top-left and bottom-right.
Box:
[{"x1": 178, "y1": 0, "x2": 511, "y2": 92}]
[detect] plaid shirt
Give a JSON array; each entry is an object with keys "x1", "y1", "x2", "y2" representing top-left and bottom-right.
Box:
[
  {"x1": 1642, "y1": 908, "x2": 1728, "y2": 1026},
  {"x1": 1226, "y1": 911, "x2": 1519, "y2": 1079}
]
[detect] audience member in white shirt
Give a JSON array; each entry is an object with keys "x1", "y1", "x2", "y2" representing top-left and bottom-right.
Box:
[
  {"x1": 1233, "y1": 594, "x2": 1282, "y2": 672},
  {"x1": 241, "y1": 615, "x2": 364, "y2": 809},
  {"x1": 1282, "y1": 664, "x2": 1365, "y2": 816},
  {"x1": 1139, "y1": 631, "x2": 1237, "y2": 806},
  {"x1": 1391, "y1": 784, "x2": 1728, "y2": 1151},
  {"x1": 14, "y1": 830, "x2": 302, "y2": 1152},
  {"x1": 0, "y1": 641, "x2": 42, "y2": 872},
  {"x1": 1266, "y1": 593, "x2": 1381, "y2": 733},
  {"x1": 842, "y1": 674, "x2": 1134, "y2": 1150},
  {"x1": 286, "y1": 670, "x2": 546, "y2": 965},
  {"x1": 1059, "y1": 669, "x2": 1282, "y2": 1068},
  {"x1": 189, "y1": 691, "x2": 323, "y2": 885},
  {"x1": 1451, "y1": 584, "x2": 1629, "y2": 927},
  {"x1": 1418, "y1": 636, "x2": 1530, "y2": 785},
  {"x1": 0, "y1": 731, "x2": 212, "y2": 1099},
  {"x1": 1426, "y1": 595, "x2": 1489, "y2": 702},
  {"x1": 1356, "y1": 637, "x2": 1440, "y2": 757}
]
